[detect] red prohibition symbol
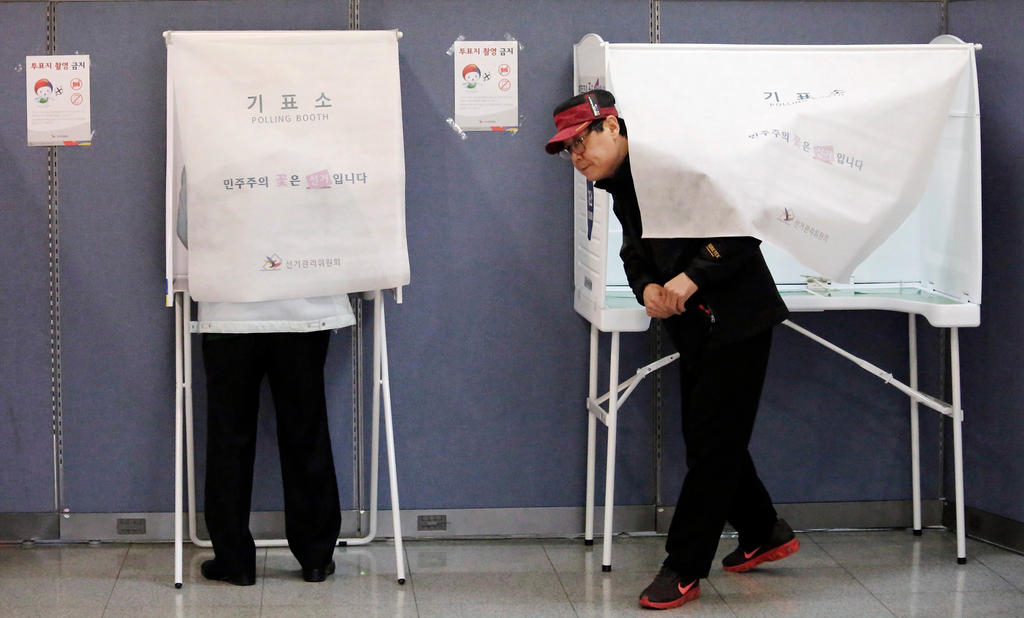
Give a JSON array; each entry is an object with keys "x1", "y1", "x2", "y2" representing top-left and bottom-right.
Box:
[
  {"x1": 498, "y1": 78, "x2": 512, "y2": 92},
  {"x1": 70, "y1": 93, "x2": 84, "y2": 106}
]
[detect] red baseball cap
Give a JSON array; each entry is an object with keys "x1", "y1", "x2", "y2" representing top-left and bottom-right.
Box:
[{"x1": 545, "y1": 93, "x2": 619, "y2": 154}]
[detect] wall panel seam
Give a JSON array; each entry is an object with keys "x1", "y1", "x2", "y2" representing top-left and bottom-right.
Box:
[{"x1": 45, "y1": 0, "x2": 64, "y2": 520}]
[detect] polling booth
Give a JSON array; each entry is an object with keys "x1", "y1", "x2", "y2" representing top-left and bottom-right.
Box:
[
  {"x1": 164, "y1": 30, "x2": 409, "y2": 587},
  {"x1": 572, "y1": 33, "x2": 981, "y2": 570}
]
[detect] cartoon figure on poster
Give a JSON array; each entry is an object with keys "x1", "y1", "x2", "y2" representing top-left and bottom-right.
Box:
[
  {"x1": 34, "y1": 79, "x2": 54, "y2": 104},
  {"x1": 461, "y1": 64, "x2": 489, "y2": 88}
]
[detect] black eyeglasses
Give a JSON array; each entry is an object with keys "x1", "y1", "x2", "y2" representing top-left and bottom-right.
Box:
[{"x1": 557, "y1": 132, "x2": 589, "y2": 160}]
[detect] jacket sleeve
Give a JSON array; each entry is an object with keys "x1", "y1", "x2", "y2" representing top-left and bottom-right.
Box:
[
  {"x1": 682, "y1": 237, "x2": 763, "y2": 290},
  {"x1": 620, "y1": 233, "x2": 660, "y2": 305}
]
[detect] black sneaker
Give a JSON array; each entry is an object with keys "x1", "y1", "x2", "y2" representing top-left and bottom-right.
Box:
[
  {"x1": 638, "y1": 565, "x2": 700, "y2": 610},
  {"x1": 200, "y1": 559, "x2": 256, "y2": 586},
  {"x1": 722, "y1": 518, "x2": 800, "y2": 573}
]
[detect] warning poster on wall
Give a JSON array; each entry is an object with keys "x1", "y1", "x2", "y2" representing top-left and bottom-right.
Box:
[
  {"x1": 453, "y1": 40, "x2": 518, "y2": 132},
  {"x1": 26, "y1": 54, "x2": 92, "y2": 146}
]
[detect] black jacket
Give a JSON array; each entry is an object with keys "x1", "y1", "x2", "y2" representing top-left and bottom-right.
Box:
[{"x1": 594, "y1": 156, "x2": 789, "y2": 357}]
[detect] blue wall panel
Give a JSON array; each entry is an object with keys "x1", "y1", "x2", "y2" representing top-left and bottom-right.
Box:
[
  {"x1": 661, "y1": 1, "x2": 941, "y2": 45},
  {"x1": 950, "y1": 0, "x2": 1024, "y2": 524},
  {"x1": 55, "y1": 0, "x2": 355, "y2": 513},
  {"x1": 360, "y1": 0, "x2": 654, "y2": 508},
  {"x1": 2, "y1": 0, "x2": 1018, "y2": 533},
  {"x1": 0, "y1": 2, "x2": 54, "y2": 513}
]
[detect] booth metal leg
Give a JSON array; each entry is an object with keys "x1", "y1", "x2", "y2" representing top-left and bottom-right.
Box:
[
  {"x1": 601, "y1": 332, "x2": 620, "y2": 572},
  {"x1": 183, "y1": 293, "x2": 201, "y2": 548},
  {"x1": 909, "y1": 315, "x2": 922, "y2": 536},
  {"x1": 951, "y1": 327, "x2": 967, "y2": 564},
  {"x1": 338, "y1": 291, "x2": 406, "y2": 583},
  {"x1": 174, "y1": 293, "x2": 184, "y2": 588},
  {"x1": 183, "y1": 291, "x2": 210, "y2": 553},
  {"x1": 376, "y1": 299, "x2": 407, "y2": 584},
  {"x1": 585, "y1": 325, "x2": 598, "y2": 546}
]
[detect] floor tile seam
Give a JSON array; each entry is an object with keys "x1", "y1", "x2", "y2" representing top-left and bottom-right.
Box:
[
  {"x1": 402, "y1": 544, "x2": 422, "y2": 618},
  {"x1": 843, "y1": 568, "x2": 901, "y2": 616},
  {"x1": 797, "y1": 531, "x2": 824, "y2": 549},
  {"x1": 540, "y1": 541, "x2": 580, "y2": 617},
  {"x1": 258, "y1": 547, "x2": 268, "y2": 609},
  {"x1": 786, "y1": 531, "x2": 839, "y2": 566},
  {"x1": 973, "y1": 552, "x2": 1024, "y2": 593},
  {"x1": 814, "y1": 537, "x2": 899, "y2": 616},
  {"x1": 909, "y1": 555, "x2": 1023, "y2": 592},
  {"x1": 981, "y1": 561, "x2": 1024, "y2": 593},
  {"x1": 102, "y1": 543, "x2": 132, "y2": 615},
  {"x1": 701, "y1": 576, "x2": 740, "y2": 617},
  {"x1": 873, "y1": 589, "x2": 1024, "y2": 601}
]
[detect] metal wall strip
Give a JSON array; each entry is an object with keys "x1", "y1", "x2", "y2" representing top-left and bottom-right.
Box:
[
  {"x1": 650, "y1": 0, "x2": 660, "y2": 45},
  {"x1": 648, "y1": 0, "x2": 665, "y2": 514},
  {"x1": 45, "y1": 0, "x2": 65, "y2": 522},
  {"x1": 7, "y1": 500, "x2": 970, "y2": 544},
  {"x1": 350, "y1": 297, "x2": 365, "y2": 534},
  {"x1": 345, "y1": 0, "x2": 367, "y2": 536}
]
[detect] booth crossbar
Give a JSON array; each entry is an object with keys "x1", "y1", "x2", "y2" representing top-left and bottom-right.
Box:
[
  {"x1": 172, "y1": 290, "x2": 407, "y2": 587},
  {"x1": 781, "y1": 316, "x2": 967, "y2": 563},
  {"x1": 584, "y1": 324, "x2": 679, "y2": 569},
  {"x1": 782, "y1": 319, "x2": 955, "y2": 418}
]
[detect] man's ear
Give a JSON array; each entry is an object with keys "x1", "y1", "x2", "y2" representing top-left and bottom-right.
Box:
[{"x1": 605, "y1": 116, "x2": 620, "y2": 136}]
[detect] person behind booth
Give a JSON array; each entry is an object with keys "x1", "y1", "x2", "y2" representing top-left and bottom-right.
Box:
[
  {"x1": 545, "y1": 90, "x2": 798, "y2": 610},
  {"x1": 177, "y1": 191, "x2": 347, "y2": 586}
]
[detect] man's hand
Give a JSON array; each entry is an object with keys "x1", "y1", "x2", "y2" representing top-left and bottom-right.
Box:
[
  {"x1": 663, "y1": 273, "x2": 698, "y2": 314},
  {"x1": 643, "y1": 283, "x2": 677, "y2": 319}
]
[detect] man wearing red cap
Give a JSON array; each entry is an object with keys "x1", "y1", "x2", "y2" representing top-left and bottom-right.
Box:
[{"x1": 547, "y1": 89, "x2": 799, "y2": 610}]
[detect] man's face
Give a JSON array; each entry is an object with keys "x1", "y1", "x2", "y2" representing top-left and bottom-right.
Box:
[{"x1": 567, "y1": 117, "x2": 627, "y2": 182}]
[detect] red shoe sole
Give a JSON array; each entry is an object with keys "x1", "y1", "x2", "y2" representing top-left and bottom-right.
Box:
[
  {"x1": 723, "y1": 537, "x2": 800, "y2": 573},
  {"x1": 638, "y1": 584, "x2": 700, "y2": 610}
]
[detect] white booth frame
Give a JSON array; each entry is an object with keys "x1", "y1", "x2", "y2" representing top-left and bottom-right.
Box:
[
  {"x1": 573, "y1": 33, "x2": 982, "y2": 571},
  {"x1": 171, "y1": 290, "x2": 407, "y2": 588},
  {"x1": 163, "y1": 29, "x2": 410, "y2": 586}
]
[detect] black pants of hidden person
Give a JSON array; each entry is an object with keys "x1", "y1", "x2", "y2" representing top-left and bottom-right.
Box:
[
  {"x1": 202, "y1": 331, "x2": 341, "y2": 577},
  {"x1": 661, "y1": 327, "x2": 779, "y2": 581}
]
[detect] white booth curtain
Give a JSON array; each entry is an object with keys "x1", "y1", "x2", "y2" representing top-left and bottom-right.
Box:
[
  {"x1": 166, "y1": 30, "x2": 409, "y2": 303},
  {"x1": 606, "y1": 43, "x2": 973, "y2": 282}
]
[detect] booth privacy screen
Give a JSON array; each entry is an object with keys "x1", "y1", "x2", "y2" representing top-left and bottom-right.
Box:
[
  {"x1": 605, "y1": 43, "x2": 973, "y2": 283},
  {"x1": 166, "y1": 30, "x2": 410, "y2": 303}
]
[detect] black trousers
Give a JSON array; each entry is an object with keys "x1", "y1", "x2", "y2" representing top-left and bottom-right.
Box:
[
  {"x1": 662, "y1": 327, "x2": 779, "y2": 581},
  {"x1": 202, "y1": 331, "x2": 341, "y2": 576}
]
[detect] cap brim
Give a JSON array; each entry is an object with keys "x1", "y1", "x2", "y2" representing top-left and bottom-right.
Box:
[{"x1": 544, "y1": 121, "x2": 591, "y2": 155}]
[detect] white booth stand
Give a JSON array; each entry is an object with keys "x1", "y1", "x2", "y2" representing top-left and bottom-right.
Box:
[
  {"x1": 573, "y1": 34, "x2": 981, "y2": 571},
  {"x1": 164, "y1": 30, "x2": 410, "y2": 587},
  {"x1": 170, "y1": 289, "x2": 406, "y2": 588}
]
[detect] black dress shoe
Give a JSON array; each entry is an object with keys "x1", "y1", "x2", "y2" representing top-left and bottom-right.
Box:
[
  {"x1": 302, "y1": 560, "x2": 336, "y2": 582},
  {"x1": 201, "y1": 559, "x2": 256, "y2": 586}
]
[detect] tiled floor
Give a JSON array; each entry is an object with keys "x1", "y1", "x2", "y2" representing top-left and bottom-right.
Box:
[{"x1": 1, "y1": 529, "x2": 1023, "y2": 616}]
